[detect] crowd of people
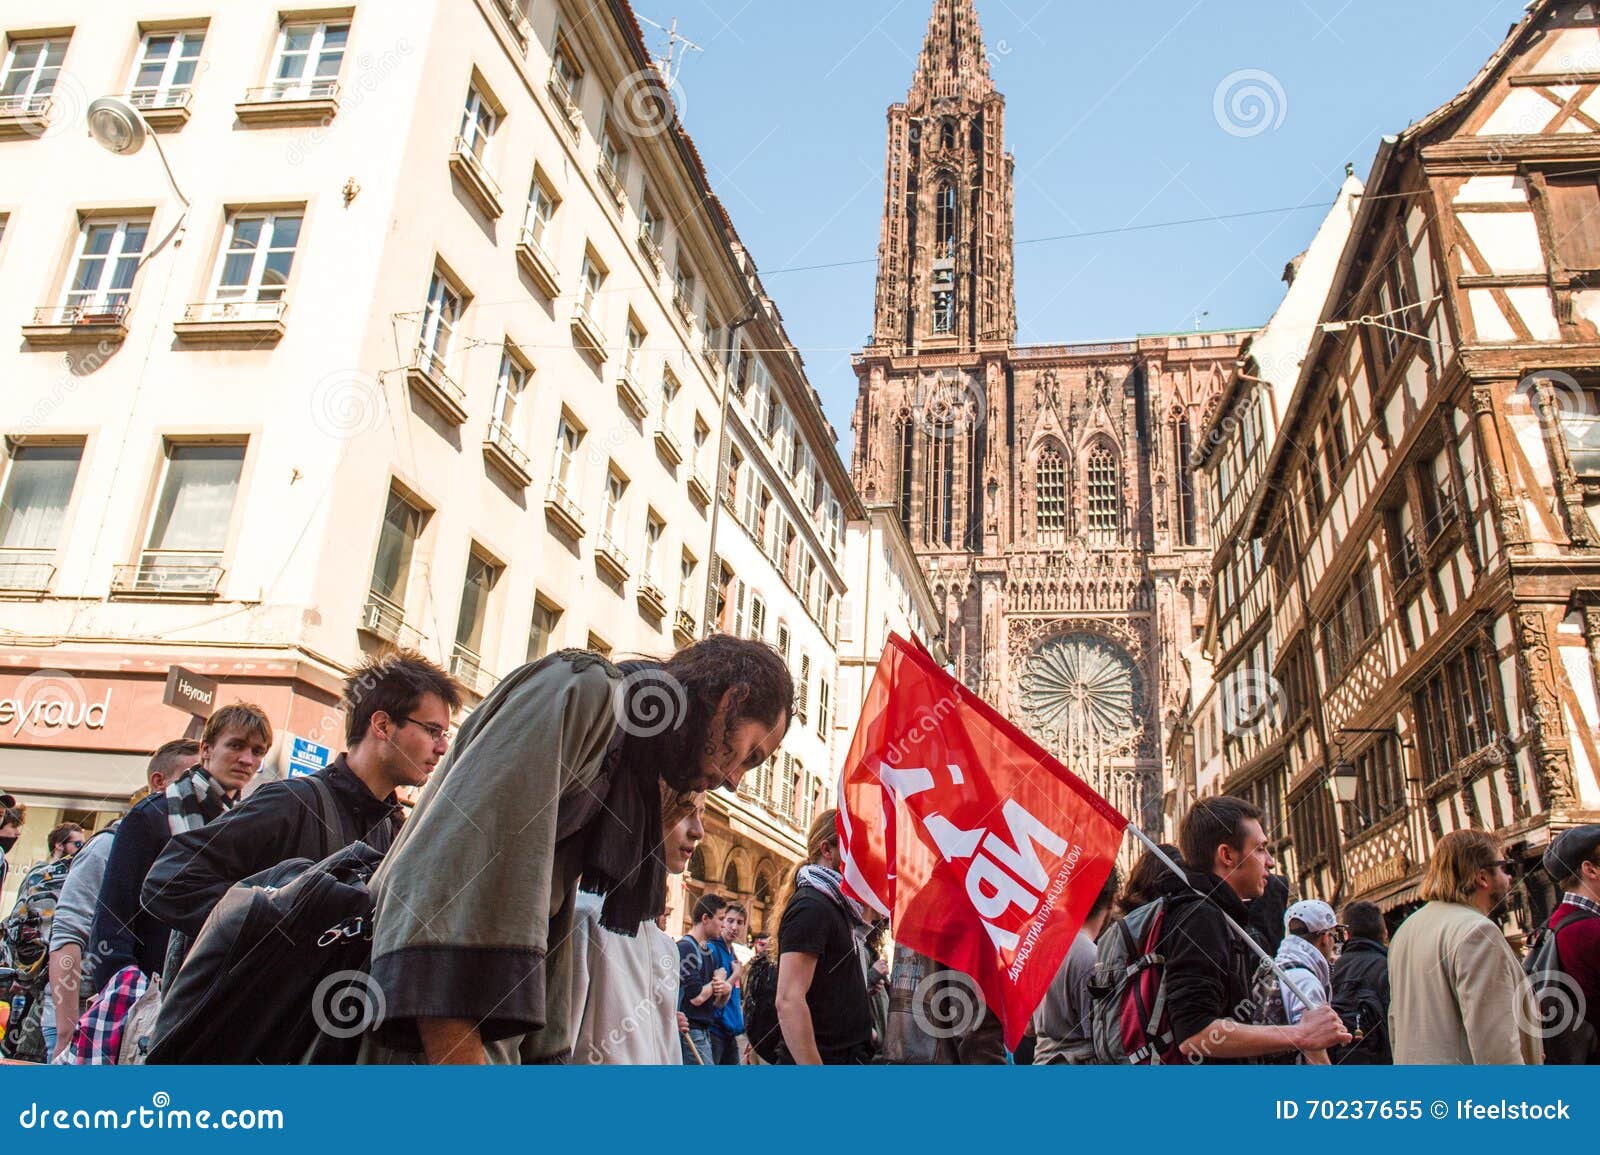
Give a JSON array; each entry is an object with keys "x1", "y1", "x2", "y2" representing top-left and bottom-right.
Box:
[{"x1": 0, "y1": 637, "x2": 1596, "y2": 1067}]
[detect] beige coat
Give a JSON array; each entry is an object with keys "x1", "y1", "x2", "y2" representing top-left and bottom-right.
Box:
[{"x1": 1388, "y1": 900, "x2": 1542, "y2": 1065}]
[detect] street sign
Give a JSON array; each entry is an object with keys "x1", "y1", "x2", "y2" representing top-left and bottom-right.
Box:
[
  {"x1": 163, "y1": 666, "x2": 218, "y2": 718},
  {"x1": 286, "y1": 735, "x2": 334, "y2": 779}
]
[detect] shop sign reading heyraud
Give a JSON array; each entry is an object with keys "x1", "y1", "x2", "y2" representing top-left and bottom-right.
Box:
[{"x1": 0, "y1": 671, "x2": 112, "y2": 738}]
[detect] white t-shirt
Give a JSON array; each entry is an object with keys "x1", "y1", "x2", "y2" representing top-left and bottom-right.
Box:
[{"x1": 567, "y1": 892, "x2": 683, "y2": 1065}]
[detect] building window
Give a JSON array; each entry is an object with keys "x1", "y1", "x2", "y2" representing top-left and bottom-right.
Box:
[
  {"x1": 370, "y1": 484, "x2": 424, "y2": 608},
  {"x1": 416, "y1": 269, "x2": 464, "y2": 378},
  {"x1": 550, "y1": 33, "x2": 583, "y2": 106},
  {"x1": 524, "y1": 171, "x2": 560, "y2": 252},
  {"x1": 491, "y1": 346, "x2": 529, "y2": 435},
  {"x1": 1037, "y1": 446, "x2": 1066, "y2": 537},
  {"x1": 796, "y1": 653, "x2": 811, "y2": 725},
  {"x1": 1541, "y1": 174, "x2": 1600, "y2": 270},
  {"x1": 816, "y1": 677, "x2": 831, "y2": 739},
  {"x1": 926, "y1": 416, "x2": 955, "y2": 547},
  {"x1": 1320, "y1": 561, "x2": 1379, "y2": 685},
  {"x1": 673, "y1": 260, "x2": 696, "y2": 320},
  {"x1": 1087, "y1": 446, "x2": 1119, "y2": 533},
  {"x1": 0, "y1": 443, "x2": 82, "y2": 581},
  {"x1": 642, "y1": 512, "x2": 663, "y2": 583},
  {"x1": 601, "y1": 468, "x2": 626, "y2": 540},
  {"x1": 932, "y1": 268, "x2": 955, "y2": 335},
  {"x1": 935, "y1": 181, "x2": 956, "y2": 259},
  {"x1": 895, "y1": 413, "x2": 914, "y2": 533},
  {"x1": 580, "y1": 250, "x2": 604, "y2": 319},
  {"x1": 142, "y1": 442, "x2": 245, "y2": 572},
  {"x1": 598, "y1": 120, "x2": 627, "y2": 190},
  {"x1": 459, "y1": 81, "x2": 498, "y2": 159},
  {"x1": 1, "y1": 36, "x2": 67, "y2": 109},
  {"x1": 554, "y1": 417, "x2": 581, "y2": 489},
  {"x1": 1562, "y1": 385, "x2": 1600, "y2": 476},
  {"x1": 129, "y1": 28, "x2": 205, "y2": 107},
  {"x1": 678, "y1": 552, "x2": 696, "y2": 613},
  {"x1": 270, "y1": 19, "x2": 348, "y2": 97},
  {"x1": 1415, "y1": 669, "x2": 1457, "y2": 786},
  {"x1": 527, "y1": 598, "x2": 561, "y2": 661},
  {"x1": 1175, "y1": 418, "x2": 1197, "y2": 546},
  {"x1": 623, "y1": 316, "x2": 643, "y2": 378},
  {"x1": 749, "y1": 593, "x2": 766, "y2": 640},
  {"x1": 587, "y1": 632, "x2": 612, "y2": 659},
  {"x1": 776, "y1": 622, "x2": 791, "y2": 663},
  {"x1": 211, "y1": 211, "x2": 301, "y2": 304},
  {"x1": 1352, "y1": 733, "x2": 1407, "y2": 828},
  {"x1": 65, "y1": 217, "x2": 150, "y2": 315},
  {"x1": 453, "y1": 548, "x2": 500, "y2": 663}
]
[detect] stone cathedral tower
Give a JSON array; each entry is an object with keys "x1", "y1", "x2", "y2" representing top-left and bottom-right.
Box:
[{"x1": 850, "y1": 0, "x2": 1241, "y2": 832}]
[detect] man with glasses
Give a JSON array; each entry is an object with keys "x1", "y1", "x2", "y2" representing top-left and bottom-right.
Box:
[
  {"x1": 1389, "y1": 829, "x2": 1542, "y2": 1064},
  {"x1": 144, "y1": 650, "x2": 461, "y2": 940},
  {"x1": 1273, "y1": 899, "x2": 1344, "y2": 1062}
]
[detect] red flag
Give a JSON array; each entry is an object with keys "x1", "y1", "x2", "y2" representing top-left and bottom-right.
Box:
[{"x1": 837, "y1": 633, "x2": 1129, "y2": 1051}]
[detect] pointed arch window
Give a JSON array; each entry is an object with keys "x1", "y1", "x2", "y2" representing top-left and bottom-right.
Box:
[
  {"x1": 926, "y1": 417, "x2": 956, "y2": 547},
  {"x1": 1175, "y1": 416, "x2": 1197, "y2": 546},
  {"x1": 1037, "y1": 446, "x2": 1066, "y2": 538},
  {"x1": 935, "y1": 182, "x2": 957, "y2": 259},
  {"x1": 1087, "y1": 446, "x2": 1120, "y2": 535},
  {"x1": 894, "y1": 412, "x2": 914, "y2": 534}
]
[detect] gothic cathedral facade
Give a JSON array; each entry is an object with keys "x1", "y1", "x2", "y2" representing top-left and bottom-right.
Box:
[{"x1": 849, "y1": 0, "x2": 1241, "y2": 831}]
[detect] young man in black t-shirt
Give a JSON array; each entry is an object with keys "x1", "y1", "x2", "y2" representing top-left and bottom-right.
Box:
[{"x1": 775, "y1": 810, "x2": 874, "y2": 1064}]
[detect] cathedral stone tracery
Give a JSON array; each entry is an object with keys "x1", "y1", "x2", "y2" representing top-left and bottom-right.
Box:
[{"x1": 850, "y1": 0, "x2": 1241, "y2": 834}]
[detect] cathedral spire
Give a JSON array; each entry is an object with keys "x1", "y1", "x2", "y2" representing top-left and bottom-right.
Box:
[{"x1": 909, "y1": 0, "x2": 993, "y2": 104}]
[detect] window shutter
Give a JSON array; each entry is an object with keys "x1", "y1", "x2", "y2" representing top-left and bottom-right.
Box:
[
  {"x1": 796, "y1": 653, "x2": 810, "y2": 724},
  {"x1": 733, "y1": 579, "x2": 746, "y2": 636}
]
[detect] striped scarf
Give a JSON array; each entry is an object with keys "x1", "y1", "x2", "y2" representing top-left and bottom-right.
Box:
[
  {"x1": 164, "y1": 766, "x2": 233, "y2": 836},
  {"x1": 796, "y1": 863, "x2": 867, "y2": 924}
]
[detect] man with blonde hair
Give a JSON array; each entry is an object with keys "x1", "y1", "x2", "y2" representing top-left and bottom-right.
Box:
[{"x1": 1388, "y1": 829, "x2": 1542, "y2": 1064}]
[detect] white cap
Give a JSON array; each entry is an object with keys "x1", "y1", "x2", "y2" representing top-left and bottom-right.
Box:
[{"x1": 1284, "y1": 899, "x2": 1339, "y2": 934}]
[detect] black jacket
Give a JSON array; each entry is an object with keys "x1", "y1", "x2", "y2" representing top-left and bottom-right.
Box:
[
  {"x1": 143, "y1": 758, "x2": 401, "y2": 940},
  {"x1": 1329, "y1": 937, "x2": 1391, "y2": 1064},
  {"x1": 1157, "y1": 866, "x2": 1258, "y2": 1064},
  {"x1": 89, "y1": 789, "x2": 182, "y2": 989}
]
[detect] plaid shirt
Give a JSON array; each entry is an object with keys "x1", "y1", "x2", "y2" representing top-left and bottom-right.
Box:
[
  {"x1": 55, "y1": 966, "x2": 147, "y2": 1065},
  {"x1": 1562, "y1": 892, "x2": 1600, "y2": 917}
]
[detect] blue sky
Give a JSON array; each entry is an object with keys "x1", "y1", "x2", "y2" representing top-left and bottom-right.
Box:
[{"x1": 641, "y1": 0, "x2": 1531, "y2": 448}]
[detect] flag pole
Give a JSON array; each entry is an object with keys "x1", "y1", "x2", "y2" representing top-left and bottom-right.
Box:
[{"x1": 1124, "y1": 823, "x2": 1324, "y2": 1014}]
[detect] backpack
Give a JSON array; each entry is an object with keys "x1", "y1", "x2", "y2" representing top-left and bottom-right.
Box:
[
  {"x1": 742, "y1": 952, "x2": 784, "y2": 1063},
  {"x1": 1, "y1": 857, "x2": 74, "y2": 1062},
  {"x1": 144, "y1": 840, "x2": 385, "y2": 1064},
  {"x1": 1328, "y1": 956, "x2": 1390, "y2": 1064},
  {"x1": 1243, "y1": 957, "x2": 1303, "y2": 1065},
  {"x1": 1088, "y1": 899, "x2": 1183, "y2": 1065},
  {"x1": 1523, "y1": 908, "x2": 1599, "y2": 1065},
  {"x1": 144, "y1": 777, "x2": 382, "y2": 1065}
]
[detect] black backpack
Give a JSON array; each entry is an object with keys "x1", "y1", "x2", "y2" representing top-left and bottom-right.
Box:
[
  {"x1": 742, "y1": 953, "x2": 784, "y2": 1063},
  {"x1": 1523, "y1": 908, "x2": 1599, "y2": 1065},
  {"x1": 144, "y1": 840, "x2": 384, "y2": 1064},
  {"x1": 1328, "y1": 955, "x2": 1390, "y2": 1064}
]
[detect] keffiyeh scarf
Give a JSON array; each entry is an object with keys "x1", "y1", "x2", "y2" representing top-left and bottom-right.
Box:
[
  {"x1": 796, "y1": 863, "x2": 867, "y2": 925},
  {"x1": 164, "y1": 766, "x2": 234, "y2": 836}
]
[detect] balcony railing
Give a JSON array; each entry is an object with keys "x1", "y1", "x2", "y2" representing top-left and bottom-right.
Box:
[
  {"x1": 449, "y1": 135, "x2": 504, "y2": 218},
  {"x1": 492, "y1": 0, "x2": 533, "y2": 47},
  {"x1": 0, "y1": 552, "x2": 54, "y2": 594},
  {"x1": 0, "y1": 91, "x2": 51, "y2": 137},
  {"x1": 406, "y1": 345, "x2": 468, "y2": 425},
  {"x1": 111, "y1": 557, "x2": 224, "y2": 597},
  {"x1": 638, "y1": 226, "x2": 664, "y2": 270},
  {"x1": 545, "y1": 477, "x2": 586, "y2": 539},
  {"x1": 484, "y1": 419, "x2": 533, "y2": 487},
  {"x1": 23, "y1": 301, "x2": 131, "y2": 345},
  {"x1": 673, "y1": 289, "x2": 696, "y2": 326},
  {"x1": 515, "y1": 225, "x2": 560, "y2": 298},
  {"x1": 596, "y1": 155, "x2": 624, "y2": 205},
  {"x1": 673, "y1": 607, "x2": 697, "y2": 641},
  {"x1": 359, "y1": 594, "x2": 410, "y2": 645},
  {"x1": 241, "y1": 79, "x2": 340, "y2": 103},
  {"x1": 571, "y1": 301, "x2": 608, "y2": 363},
  {"x1": 0, "y1": 92, "x2": 50, "y2": 118},
  {"x1": 174, "y1": 297, "x2": 288, "y2": 344},
  {"x1": 616, "y1": 362, "x2": 649, "y2": 418},
  {"x1": 128, "y1": 87, "x2": 194, "y2": 111},
  {"x1": 596, "y1": 530, "x2": 631, "y2": 582},
  {"x1": 637, "y1": 575, "x2": 667, "y2": 617},
  {"x1": 450, "y1": 645, "x2": 499, "y2": 697},
  {"x1": 126, "y1": 87, "x2": 194, "y2": 126},
  {"x1": 653, "y1": 417, "x2": 683, "y2": 465},
  {"x1": 547, "y1": 73, "x2": 581, "y2": 133}
]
